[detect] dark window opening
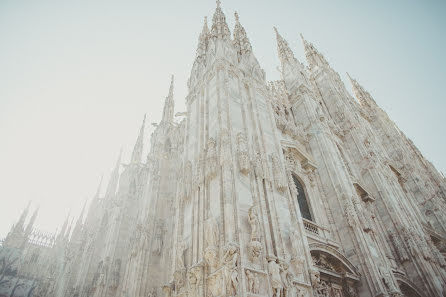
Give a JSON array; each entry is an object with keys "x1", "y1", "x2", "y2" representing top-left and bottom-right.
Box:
[{"x1": 292, "y1": 175, "x2": 312, "y2": 221}]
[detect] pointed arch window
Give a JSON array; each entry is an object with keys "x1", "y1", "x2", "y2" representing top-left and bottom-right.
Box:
[{"x1": 292, "y1": 175, "x2": 313, "y2": 221}]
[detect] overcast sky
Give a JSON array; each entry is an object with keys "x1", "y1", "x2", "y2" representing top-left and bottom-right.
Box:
[{"x1": 1, "y1": 0, "x2": 445, "y2": 239}]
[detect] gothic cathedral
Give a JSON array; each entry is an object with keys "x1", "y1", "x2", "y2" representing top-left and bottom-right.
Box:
[{"x1": 1, "y1": 2, "x2": 446, "y2": 297}]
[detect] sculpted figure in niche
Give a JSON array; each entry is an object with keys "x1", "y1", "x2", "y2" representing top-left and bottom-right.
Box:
[
  {"x1": 153, "y1": 221, "x2": 164, "y2": 255},
  {"x1": 267, "y1": 256, "x2": 283, "y2": 297},
  {"x1": 246, "y1": 270, "x2": 260, "y2": 294},
  {"x1": 248, "y1": 206, "x2": 261, "y2": 241},
  {"x1": 279, "y1": 261, "x2": 294, "y2": 297},
  {"x1": 204, "y1": 246, "x2": 219, "y2": 269},
  {"x1": 188, "y1": 263, "x2": 203, "y2": 297},
  {"x1": 205, "y1": 217, "x2": 219, "y2": 248},
  {"x1": 222, "y1": 242, "x2": 239, "y2": 296}
]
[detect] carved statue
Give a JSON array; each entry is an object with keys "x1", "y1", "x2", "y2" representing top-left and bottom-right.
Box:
[
  {"x1": 153, "y1": 221, "x2": 164, "y2": 255},
  {"x1": 248, "y1": 240, "x2": 262, "y2": 262},
  {"x1": 222, "y1": 242, "x2": 239, "y2": 296},
  {"x1": 279, "y1": 261, "x2": 294, "y2": 297},
  {"x1": 246, "y1": 270, "x2": 255, "y2": 293},
  {"x1": 268, "y1": 256, "x2": 283, "y2": 297},
  {"x1": 248, "y1": 206, "x2": 261, "y2": 241},
  {"x1": 188, "y1": 263, "x2": 203, "y2": 297},
  {"x1": 204, "y1": 246, "x2": 219, "y2": 269},
  {"x1": 205, "y1": 217, "x2": 219, "y2": 248}
]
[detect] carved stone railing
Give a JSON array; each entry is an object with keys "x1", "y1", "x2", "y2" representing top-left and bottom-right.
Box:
[
  {"x1": 303, "y1": 219, "x2": 320, "y2": 235},
  {"x1": 302, "y1": 219, "x2": 339, "y2": 249}
]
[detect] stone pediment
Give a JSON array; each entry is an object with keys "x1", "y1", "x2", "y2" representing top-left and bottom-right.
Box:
[{"x1": 281, "y1": 140, "x2": 317, "y2": 171}]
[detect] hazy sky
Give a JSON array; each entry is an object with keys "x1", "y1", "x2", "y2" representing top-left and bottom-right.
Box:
[{"x1": 1, "y1": 0, "x2": 445, "y2": 238}]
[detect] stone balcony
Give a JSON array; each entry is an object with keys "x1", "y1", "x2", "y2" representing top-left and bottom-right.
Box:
[{"x1": 302, "y1": 218, "x2": 339, "y2": 249}]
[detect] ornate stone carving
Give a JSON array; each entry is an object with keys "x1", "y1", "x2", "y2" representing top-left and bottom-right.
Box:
[
  {"x1": 271, "y1": 153, "x2": 287, "y2": 192},
  {"x1": 236, "y1": 132, "x2": 250, "y2": 175},
  {"x1": 188, "y1": 262, "x2": 203, "y2": 297},
  {"x1": 279, "y1": 260, "x2": 294, "y2": 297},
  {"x1": 245, "y1": 269, "x2": 260, "y2": 294},
  {"x1": 205, "y1": 217, "x2": 219, "y2": 248},
  {"x1": 153, "y1": 220, "x2": 164, "y2": 255},
  {"x1": 268, "y1": 256, "x2": 283, "y2": 297},
  {"x1": 206, "y1": 138, "x2": 218, "y2": 180},
  {"x1": 204, "y1": 246, "x2": 219, "y2": 269},
  {"x1": 389, "y1": 230, "x2": 409, "y2": 263},
  {"x1": 222, "y1": 242, "x2": 240, "y2": 296}
]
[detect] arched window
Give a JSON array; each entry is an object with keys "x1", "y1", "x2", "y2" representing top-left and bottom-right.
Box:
[{"x1": 292, "y1": 175, "x2": 313, "y2": 221}]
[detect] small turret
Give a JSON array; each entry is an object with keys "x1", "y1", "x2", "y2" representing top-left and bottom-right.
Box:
[
  {"x1": 274, "y1": 27, "x2": 298, "y2": 67},
  {"x1": 24, "y1": 206, "x2": 39, "y2": 237},
  {"x1": 13, "y1": 201, "x2": 31, "y2": 233},
  {"x1": 57, "y1": 212, "x2": 70, "y2": 243},
  {"x1": 300, "y1": 34, "x2": 329, "y2": 69},
  {"x1": 105, "y1": 150, "x2": 121, "y2": 198},
  {"x1": 130, "y1": 115, "x2": 146, "y2": 164},
  {"x1": 196, "y1": 16, "x2": 209, "y2": 60},
  {"x1": 210, "y1": 0, "x2": 230, "y2": 40},
  {"x1": 347, "y1": 73, "x2": 377, "y2": 108},
  {"x1": 161, "y1": 75, "x2": 175, "y2": 124},
  {"x1": 233, "y1": 12, "x2": 252, "y2": 57},
  {"x1": 71, "y1": 199, "x2": 87, "y2": 242}
]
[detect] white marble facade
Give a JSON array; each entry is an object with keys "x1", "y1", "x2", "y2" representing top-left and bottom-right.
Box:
[{"x1": 1, "y1": 2, "x2": 446, "y2": 297}]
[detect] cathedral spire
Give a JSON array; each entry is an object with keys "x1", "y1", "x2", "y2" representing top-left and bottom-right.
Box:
[
  {"x1": 130, "y1": 115, "x2": 146, "y2": 164},
  {"x1": 57, "y1": 212, "x2": 70, "y2": 242},
  {"x1": 24, "y1": 206, "x2": 39, "y2": 236},
  {"x1": 71, "y1": 199, "x2": 87, "y2": 242},
  {"x1": 14, "y1": 201, "x2": 31, "y2": 232},
  {"x1": 195, "y1": 16, "x2": 209, "y2": 60},
  {"x1": 233, "y1": 11, "x2": 252, "y2": 56},
  {"x1": 300, "y1": 33, "x2": 329, "y2": 68},
  {"x1": 210, "y1": 0, "x2": 230, "y2": 40},
  {"x1": 347, "y1": 73, "x2": 376, "y2": 107},
  {"x1": 274, "y1": 27, "x2": 297, "y2": 66},
  {"x1": 161, "y1": 75, "x2": 175, "y2": 123},
  {"x1": 105, "y1": 150, "x2": 121, "y2": 197}
]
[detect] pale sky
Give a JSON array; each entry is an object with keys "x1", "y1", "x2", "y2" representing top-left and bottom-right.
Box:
[{"x1": 1, "y1": 0, "x2": 445, "y2": 239}]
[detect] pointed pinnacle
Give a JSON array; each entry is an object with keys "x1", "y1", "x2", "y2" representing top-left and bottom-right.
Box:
[
  {"x1": 234, "y1": 11, "x2": 239, "y2": 22},
  {"x1": 216, "y1": 0, "x2": 221, "y2": 8}
]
